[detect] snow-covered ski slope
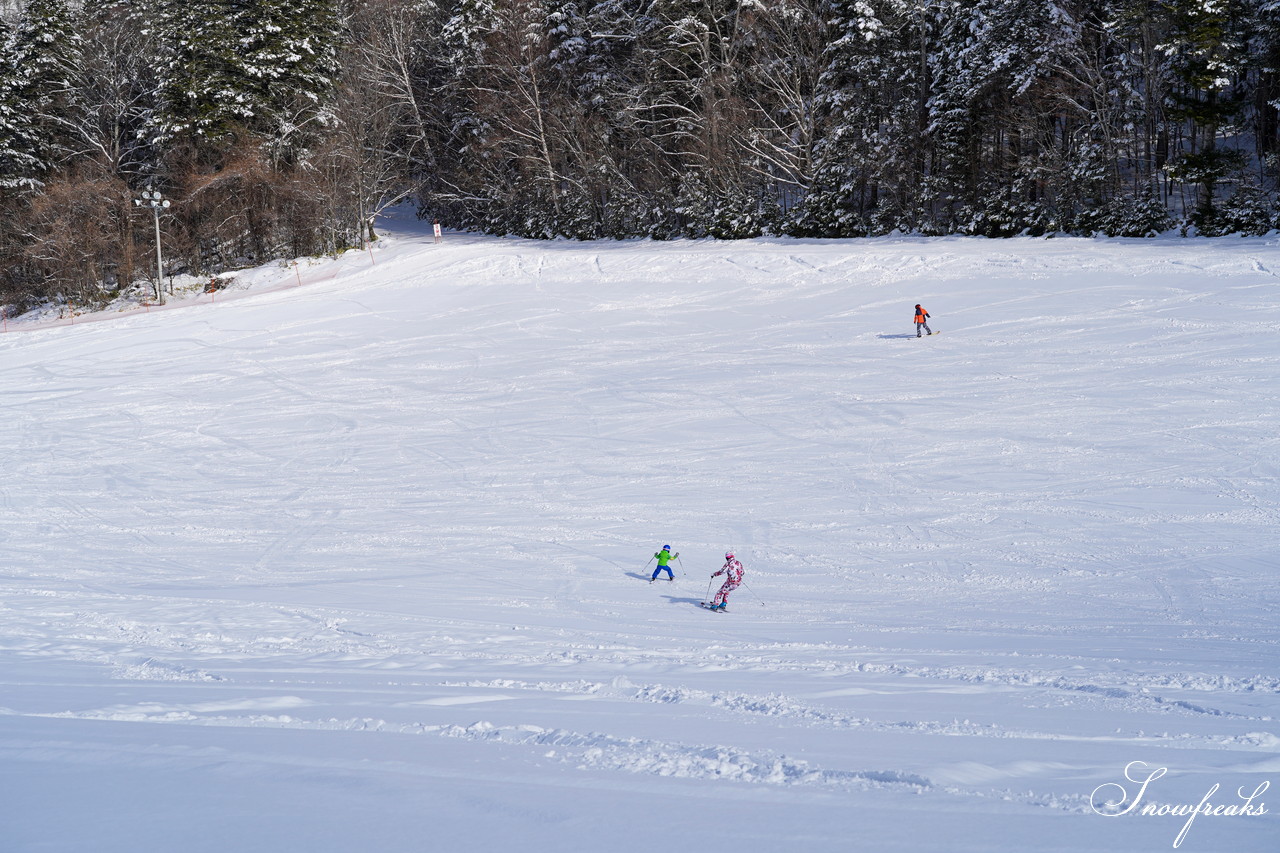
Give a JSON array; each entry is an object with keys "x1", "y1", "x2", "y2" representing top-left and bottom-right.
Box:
[{"x1": 3, "y1": 211, "x2": 1278, "y2": 852}]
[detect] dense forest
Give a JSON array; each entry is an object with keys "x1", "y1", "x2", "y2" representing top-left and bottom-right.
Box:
[{"x1": 2, "y1": 0, "x2": 1279, "y2": 308}]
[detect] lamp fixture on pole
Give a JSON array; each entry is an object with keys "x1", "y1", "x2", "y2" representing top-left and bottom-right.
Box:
[{"x1": 135, "y1": 188, "x2": 171, "y2": 304}]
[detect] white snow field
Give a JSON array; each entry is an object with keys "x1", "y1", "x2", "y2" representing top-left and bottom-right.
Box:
[{"x1": 2, "y1": 211, "x2": 1278, "y2": 853}]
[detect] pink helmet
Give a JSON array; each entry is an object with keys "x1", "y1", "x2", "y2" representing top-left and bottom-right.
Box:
[{"x1": 725, "y1": 550, "x2": 735, "y2": 560}]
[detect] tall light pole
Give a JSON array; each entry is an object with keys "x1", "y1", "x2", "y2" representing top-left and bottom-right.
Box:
[{"x1": 135, "y1": 188, "x2": 171, "y2": 304}]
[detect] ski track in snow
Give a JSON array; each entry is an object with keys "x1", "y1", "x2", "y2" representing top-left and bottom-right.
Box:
[{"x1": 1, "y1": 216, "x2": 1278, "y2": 852}]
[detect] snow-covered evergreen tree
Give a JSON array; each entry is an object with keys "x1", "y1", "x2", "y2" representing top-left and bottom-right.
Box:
[
  {"x1": 1155, "y1": 0, "x2": 1253, "y2": 224},
  {"x1": 1203, "y1": 180, "x2": 1277, "y2": 234},
  {"x1": 929, "y1": 0, "x2": 1078, "y2": 234},
  {"x1": 149, "y1": 0, "x2": 243, "y2": 143},
  {"x1": 1254, "y1": 0, "x2": 1280, "y2": 164},
  {"x1": 151, "y1": 0, "x2": 339, "y2": 157},
  {"x1": 234, "y1": 0, "x2": 340, "y2": 160},
  {"x1": 0, "y1": 17, "x2": 41, "y2": 190},
  {"x1": 0, "y1": 0, "x2": 83, "y2": 191},
  {"x1": 580, "y1": 0, "x2": 651, "y2": 236},
  {"x1": 792, "y1": 0, "x2": 918, "y2": 236}
]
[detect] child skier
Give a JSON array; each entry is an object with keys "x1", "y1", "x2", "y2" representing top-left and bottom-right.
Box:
[
  {"x1": 707, "y1": 551, "x2": 744, "y2": 610},
  {"x1": 914, "y1": 304, "x2": 932, "y2": 337},
  {"x1": 650, "y1": 545, "x2": 679, "y2": 582}
]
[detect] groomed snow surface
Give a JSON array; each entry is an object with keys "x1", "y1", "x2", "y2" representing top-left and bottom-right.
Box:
[{"x1": 2, "y1": 211, "x2": 1278, "y2": 852}]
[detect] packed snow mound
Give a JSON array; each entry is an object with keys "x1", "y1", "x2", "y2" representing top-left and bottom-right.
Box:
[{"x1": 2, "y1": 215, "x2": 1278, "y2": 852}]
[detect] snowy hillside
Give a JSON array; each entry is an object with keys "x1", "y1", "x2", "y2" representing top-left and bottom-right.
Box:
[{"x1": 2, "y1": 212, "x2": 1278, "y2": 852}]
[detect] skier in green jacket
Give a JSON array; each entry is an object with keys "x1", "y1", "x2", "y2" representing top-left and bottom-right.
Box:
[{"x1": 650, "y1": 545, "x2": 679, "y2": 582}]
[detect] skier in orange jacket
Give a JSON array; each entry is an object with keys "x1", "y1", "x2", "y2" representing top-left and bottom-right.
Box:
[{"x1": 914, "y1": 304, "x2": 932, "y2": 337}]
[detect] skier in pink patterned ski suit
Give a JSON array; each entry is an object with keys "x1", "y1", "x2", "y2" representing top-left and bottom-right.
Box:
[{"x1": 709, "y1": 552, "x2": 744, "y2": 610}]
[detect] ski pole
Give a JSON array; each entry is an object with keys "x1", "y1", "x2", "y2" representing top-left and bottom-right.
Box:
[
  {"x1": 737, "y1": 578, "x2": 762, "y2": 604},
  {"x1": 704, "y1": 577, "x2": 715, "y2": 604},
  {"x1": 677, "y1": 555, "x2": 687, "y2": 577}
]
